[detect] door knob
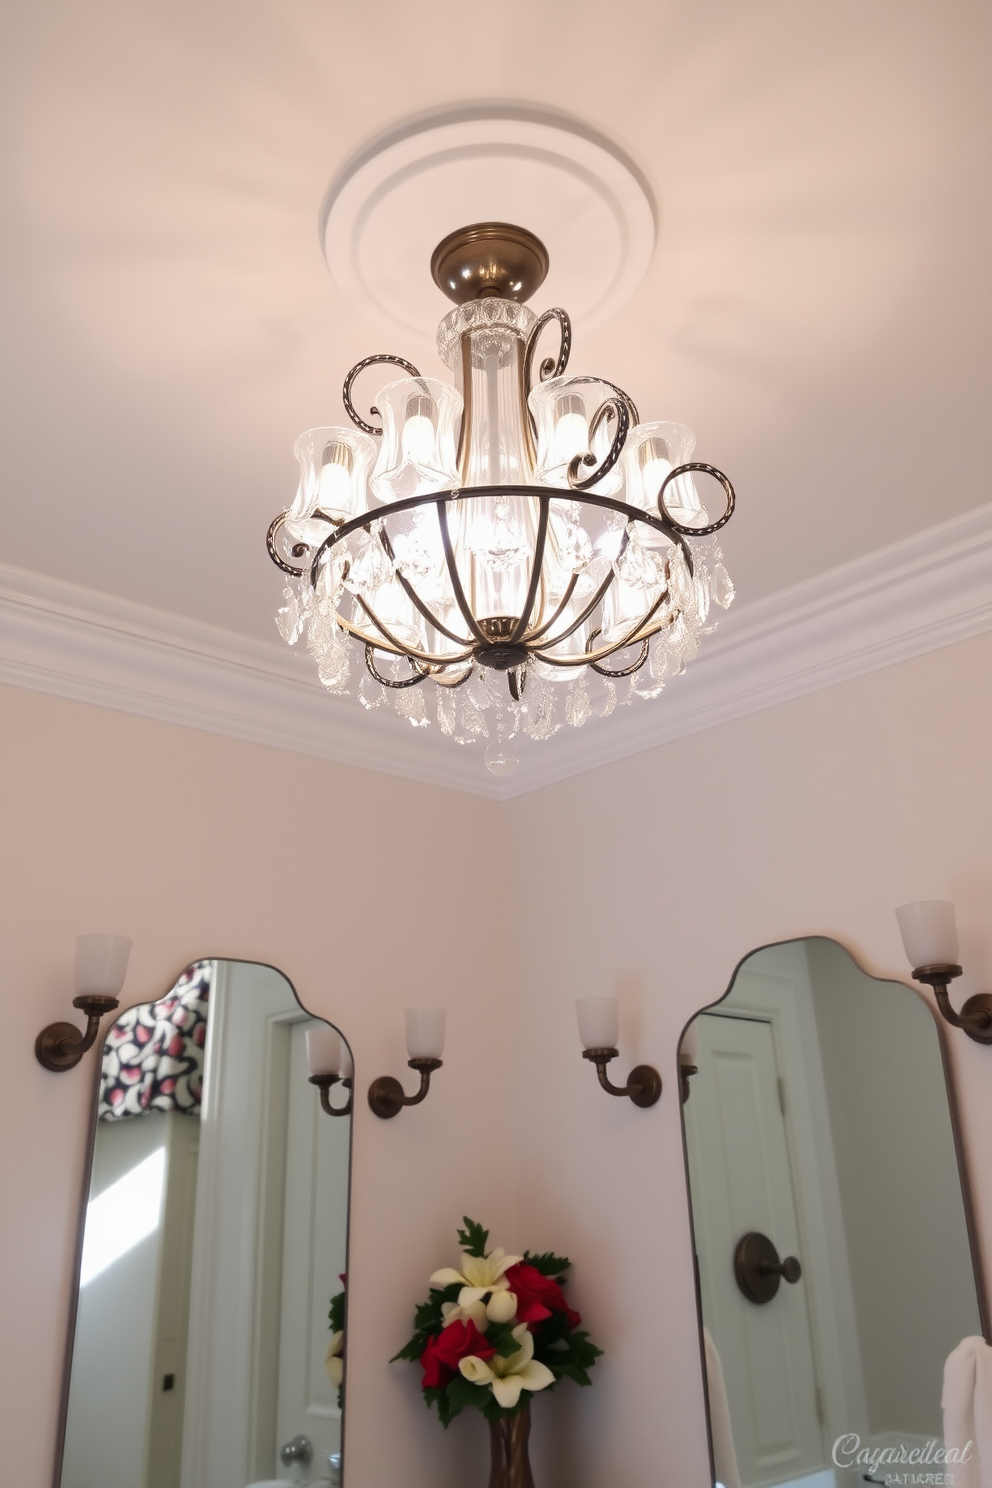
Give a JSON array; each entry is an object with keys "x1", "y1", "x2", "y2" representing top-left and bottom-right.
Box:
[
  {"x1": 280, "y1": 1434, "x2": 313, "y2": 1467},
  {"x1": 734, "y1": 1231, "x2": 802, "y2": 1304}
]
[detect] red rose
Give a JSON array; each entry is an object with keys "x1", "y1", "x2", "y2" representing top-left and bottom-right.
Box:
[
  {"x1": 420, "y1": 1318, "x2": 495, "y2": 1390},
  {"x1": 505, "y1": 1263, "x2": 581, "y2": 1331}
]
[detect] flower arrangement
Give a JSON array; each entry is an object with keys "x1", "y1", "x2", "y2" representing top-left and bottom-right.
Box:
[
  {"x1": 394, "y1": 1218, "x2": 601, "y2": 1425},
  {"x1": 325, "y1": 1278, "x2": 345, "y2": 1407}
]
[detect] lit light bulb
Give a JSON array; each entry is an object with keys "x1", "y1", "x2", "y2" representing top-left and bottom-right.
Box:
[
  {"x1": 401, "y1": 396, "x2": 437, "y2": 465},
  {"x1": 552, "y1": 394, "x2": 589, "y2": 466},
  {"x1": 318, "y1": 442, "x2": 355, "y2": 520},
  {"x1": 638, "y1": 437, "x2": 672, "y2": 511}
]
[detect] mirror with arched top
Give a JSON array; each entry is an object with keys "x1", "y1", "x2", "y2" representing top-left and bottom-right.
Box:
[
  {"x1": 679, "y1": 937, "x2": 988, "y2": 1488},
  {"x1": 56, "y1": 959, "x2": 352, "y2": 1488}
]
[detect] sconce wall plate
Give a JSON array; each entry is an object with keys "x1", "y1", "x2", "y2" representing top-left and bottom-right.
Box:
[
  {"x1": 368, "y1": 1056, "x2": 442, "y2": 1119},
  {"x1": 581, "y1": 1047, "x2": 662, "y2": 1108},
  {"x1": 912, "y1": 964, "x2": 992, "y2": 1045},
  {"x1": 35, "y1": 994, "x2": 120, "y2": 1072}
]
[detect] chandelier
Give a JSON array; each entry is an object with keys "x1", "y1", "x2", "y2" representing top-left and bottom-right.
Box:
[{"x1": 267, "y1": 223, "x2": 736, "y2": 775}]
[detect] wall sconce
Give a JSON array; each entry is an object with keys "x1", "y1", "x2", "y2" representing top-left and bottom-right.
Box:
[
  {"x1": 896, "y1": 901, "x2": 992, "y2": 1045},
  {"x1": 306, "y1": 1026, "x2": 354, "y2": 1116},
  {"x1": 679, "y1": 1022, "x2": 699, "y2": 1103},
  {"x1": 35, "y1": 935, "x2": 133, "y2": 1072},
  {"x1": 576, "y1": 997, "x2": 662, "y2": 1107},
  {"x1": 368, "y1": 1008, "x2": 445, "y2": 1119}
]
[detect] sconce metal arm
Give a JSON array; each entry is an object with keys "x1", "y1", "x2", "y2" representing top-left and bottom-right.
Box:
[
  {"x1": 582, "y1": 1047, "x2": 662, "y2": 1107},
  {"x1": 368, "y1": 1057, "x2": 442, "y2": 1119},
  {"x1": 912, "y1": 964, "x2": 992, "y2": 1046},
  {"x1": 309, "y1": 1073, "x2": 354, "y2": 1117},
  {"x1": 35, "y1": 994, "x2": 121, "y2": 1072},
  {"x1": 680, "y1": 1063, "x2": 698, "y2": 1103}
]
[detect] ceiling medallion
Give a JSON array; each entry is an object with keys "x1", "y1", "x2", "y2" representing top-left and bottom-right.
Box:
[
  {"x1": 319, "y1": 102, "x2": 657, "y2": 336},
  {"x1": 267, "y1": 221, "x2": 736, "y2": 776}
]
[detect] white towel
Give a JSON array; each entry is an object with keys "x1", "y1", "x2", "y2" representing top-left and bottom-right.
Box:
[
  {"x1": 942, "y1": 1335, "x2": 992, "y2": 1488},
  {"x1": 704, "y1": 1326, "x2": 741, "y2": 1488}
]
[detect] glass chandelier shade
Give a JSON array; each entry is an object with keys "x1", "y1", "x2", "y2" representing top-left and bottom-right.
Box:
[{"x1": 267, "y1": 223, "x2": 736, "y2": 775}]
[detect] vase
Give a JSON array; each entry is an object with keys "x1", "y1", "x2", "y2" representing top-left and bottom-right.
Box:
[{"x1": 488, "y1": 1402, "x2": 535, "y2": 1488}]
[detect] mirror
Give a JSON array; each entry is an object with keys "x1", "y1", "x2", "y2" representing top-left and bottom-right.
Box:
[
  {"x1": 680, "y1": 937, "x2": 988, "y2": 1488},
  {"x1": 57, "y1": 960, "x2": 352, "y2": 1488}
]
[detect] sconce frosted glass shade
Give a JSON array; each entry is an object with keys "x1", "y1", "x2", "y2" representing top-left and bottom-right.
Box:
[
  {"x1": 306, "y1": 1025, "x2": 343, "y2": 1077},
  {"x1": 405, "y1": 1007, "x2": 446, "y2": 1060},
  {"x1": 75, "y1": 935, "x2": 132, "y2": 998},
  {"x1": 576, "y1": 996, "x2": 620, "y2": 1050},
  {"x1": 896, "y1": 901, "x2": 960, "y2": 969}
]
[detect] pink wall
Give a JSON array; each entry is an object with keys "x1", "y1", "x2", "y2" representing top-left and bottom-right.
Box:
[
  {"x1": 1, "y1": 629, "x2": 990, "y2": 1487},
  {"x1": 0, "y1": 685, "x2": 512, "y2": 1488},
  {"x1": 501, "y1": 630, "x2": 992, "y2": 1488}
]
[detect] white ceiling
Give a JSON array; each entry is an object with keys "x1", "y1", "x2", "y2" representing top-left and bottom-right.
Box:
[{"x1": 1, "y1": 1, "x2": 989, "y2": 775}]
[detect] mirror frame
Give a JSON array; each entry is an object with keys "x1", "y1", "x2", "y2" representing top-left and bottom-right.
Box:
[
  {"x1": 677, "y1": 935, "x2": 992, "y2": 1488},
  {"x1": 50, "y1": 956, "x2": 354, "y2": 1488}
]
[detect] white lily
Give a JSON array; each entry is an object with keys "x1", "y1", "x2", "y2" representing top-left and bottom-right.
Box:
[
  {"x1": 458, "y1": 1323, "x2": 555, "y2": 1409},
  {"x1": 484, "y1": 1288, "x2": 518, "y2": 1324},
  {"x1": 442, "y1": 1287, "x2": 518, "y2": 1329},
  {"x1": 324, "y1": 1330, "x2": 344, "y2": 1388},
  {"x1": 441, "y1": 1297, "x2": 488, "y2": 1330},
  {"x1": 430, "y1": 1246, "x2": 522, "y2": 1309}
]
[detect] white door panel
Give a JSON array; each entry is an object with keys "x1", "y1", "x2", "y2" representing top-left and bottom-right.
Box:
[{"x1": 686, "y1": 1014, "x2": 824, "y2": 1486}]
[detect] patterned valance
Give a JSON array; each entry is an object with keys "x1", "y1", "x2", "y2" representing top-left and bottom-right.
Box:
[{"x1": 99, "y1": 962, "x2": 211, "y2": 1121}]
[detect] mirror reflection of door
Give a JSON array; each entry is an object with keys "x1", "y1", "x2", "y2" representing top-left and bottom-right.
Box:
[
  {"x1": 681, "y1": 938, "x2": 985, "y2": 1488},
  {"x1": 59, "y1": 959, "x2": 352, "y2": 1488}
]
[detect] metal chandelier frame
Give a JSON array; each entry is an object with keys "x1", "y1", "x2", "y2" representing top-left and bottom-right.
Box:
[{"x1": 266, "y1": 223, "x2": 736, "y2": 706}]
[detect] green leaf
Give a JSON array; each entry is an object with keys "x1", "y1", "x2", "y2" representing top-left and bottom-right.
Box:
[
  {"x1": 522, "y1": 1249, "x2": 571, "y2": 1277},
  {"x1": 439, "y1": 1371, "x2": 489, "y2": 1426},
  {"x1": 391, "y1": 1337, "x2": 424, "y2": 1363},
  {"x1": 456, "y1": 1216, "x2": 490, "y2": 1257},
  {"x1": 328, "y1": 1289, "x2": 346, "y2": 1333},
  {"x1": 486, "y1": 1322, "x2": 521, "y2": 1358},
  {"x1": 534, "y1": 1325, "x2": 602, "y2": 1388}
]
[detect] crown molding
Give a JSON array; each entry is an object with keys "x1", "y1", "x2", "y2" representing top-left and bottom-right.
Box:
[
  {"x1": 1, "y1": 502, "x2": 990, "y2": 802},
  {"x1": 504, "y1": 501, "x2": 992, "y2": 796},
  {"x1": 0, "y1": 568, "x2": 500, "y2": 797}
]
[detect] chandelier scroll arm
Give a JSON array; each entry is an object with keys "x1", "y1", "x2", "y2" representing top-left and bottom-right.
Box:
[
  {"x1": 567, "y1": 396, "x2": 630, "y2": 492},
  {"x1": 267, "y1": 511, "x2": 309, "y2": 576},
  {"x1": 657, "y1": 462, "x2": 736, "y2": 537},
  {"x1": 589, "y1": 644, "x2": 649, "y2": 678},
  {"x1": 524, "y1": 308, "x2": 572, "y2": 402},
  {"x1": 507, "y1": 496, "x2": 550, "y2": 645},
  {"x1": 342, "y1": 354, "x2": 423, "y2": 436},
  {"x1": 435, "y1": 499, "x2": 490, "y2": 647},
  {"x1": 601, "y1": 379, "x2": 640, "y2": 426},
  {"x1": 364, "y1": 646, "x2": 431, "y2": 689},
  {"x1": 267, "y1": 509, "x2": 343, "y2": 577}
]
